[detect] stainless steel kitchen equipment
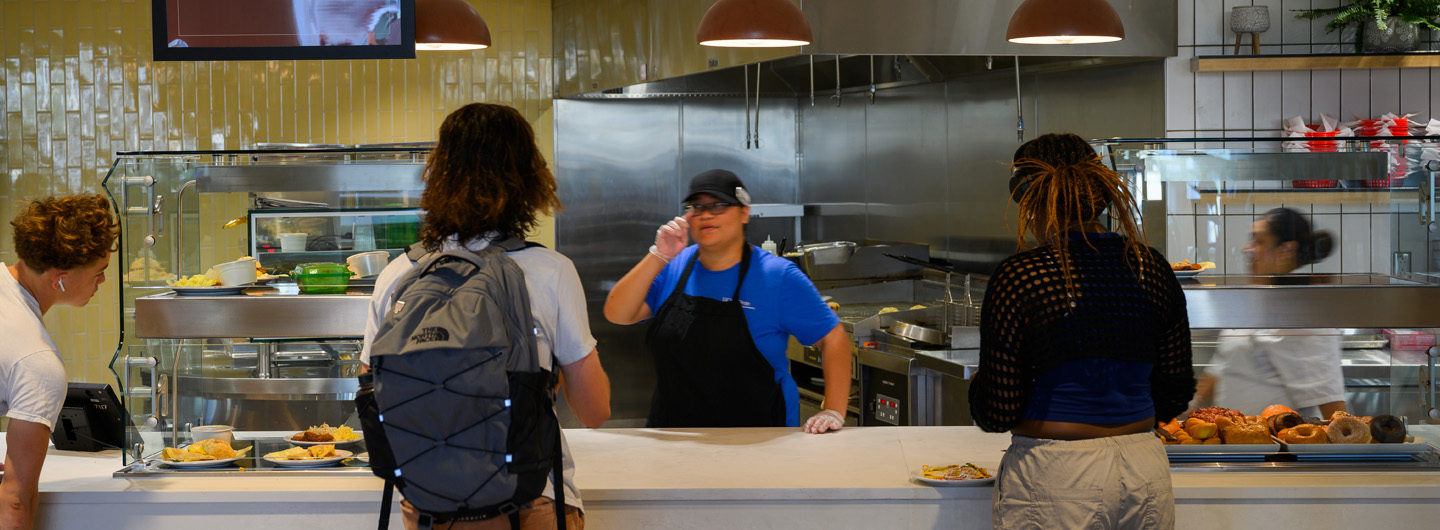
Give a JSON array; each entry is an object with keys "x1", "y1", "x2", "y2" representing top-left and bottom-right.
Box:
[{"x1": 103, "y1": 146, "x2": 428, "y2": 471}]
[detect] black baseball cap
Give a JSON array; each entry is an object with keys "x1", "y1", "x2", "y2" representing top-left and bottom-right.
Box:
[{"x1": 684, "y1": 169, "x2": 751, "y2": 206}]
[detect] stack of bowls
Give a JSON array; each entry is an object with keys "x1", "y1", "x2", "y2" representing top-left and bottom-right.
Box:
[
  {"x1": 212, "y1": 259, "x2": 259, "y2": 286},
  {"x1": 346, "y1": 251, "x2": 390, "y2": 278},
  {"x1": 1294, "y1": 128, "x2": 1340, "y2": 188}
]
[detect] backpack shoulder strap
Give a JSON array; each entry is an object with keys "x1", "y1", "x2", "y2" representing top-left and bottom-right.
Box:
[
  {"x1": 489, "y1": 234, "x2": 545, "y2": 253},
  {"x1": 404, "y1": 242, "x2": 430, "y2": 262}
]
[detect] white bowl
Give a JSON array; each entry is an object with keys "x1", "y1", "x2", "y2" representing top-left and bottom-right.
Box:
[
  {"x1": 278, "y1": 233, "x2": 308, "y2": 253},
  {"x1": 347, "y1": 251, "x2": 390, "y2": 277},
  {"x1": 190, "y1": 424, "x2": 234, "y2": 444},
  {"x1": 212, "y1": 260, "x2": 259, "y2": 286}
]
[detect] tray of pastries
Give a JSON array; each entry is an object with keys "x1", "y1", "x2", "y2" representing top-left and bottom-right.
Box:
[{"x1": 1159, "y1": 405, "x2": 1433, "y2": 459}]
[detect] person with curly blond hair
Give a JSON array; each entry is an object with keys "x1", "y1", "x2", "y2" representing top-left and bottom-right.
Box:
[
  {"x1": 361, "y1": 103, "x2": 609, "y2": 530},
  {"x1": 2, "y1": 193, "x2": 118, "y2": 530}
]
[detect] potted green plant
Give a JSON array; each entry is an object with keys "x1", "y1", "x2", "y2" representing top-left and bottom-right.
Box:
[{"x1": 1294, "y1": 0, "x2": 1440, "y2": 53}]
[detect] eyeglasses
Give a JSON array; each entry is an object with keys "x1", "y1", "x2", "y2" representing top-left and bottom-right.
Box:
[{"x1": 683, "y1": 202, "x2": 735, "y2": 216}]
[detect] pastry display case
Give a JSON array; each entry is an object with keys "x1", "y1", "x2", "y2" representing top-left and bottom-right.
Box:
[
  {"x1": 1095, "y1": 136, "x2": 1440, "y2": 468},
  {"x1": 101, "y1": 147, "x2": 428, "y2": 474}
]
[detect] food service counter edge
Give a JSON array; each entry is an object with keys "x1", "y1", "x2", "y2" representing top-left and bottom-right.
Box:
[{"x1": 9, "y1": 426, "x2": 1440, "y2": 529}]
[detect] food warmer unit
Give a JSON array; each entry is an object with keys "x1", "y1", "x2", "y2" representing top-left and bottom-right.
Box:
[{"x1": 102, "y1": 146, "x2": 428, "y2": 474}]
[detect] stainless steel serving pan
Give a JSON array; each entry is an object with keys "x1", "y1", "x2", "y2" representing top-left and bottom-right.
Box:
[{"x1": 890, "y1": 320, "x2": 946, "y2": 346}]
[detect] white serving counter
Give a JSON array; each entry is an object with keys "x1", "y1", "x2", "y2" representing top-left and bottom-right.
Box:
[{"x1": 9, "y1": 426, "x2": 1440, "y2": 529}]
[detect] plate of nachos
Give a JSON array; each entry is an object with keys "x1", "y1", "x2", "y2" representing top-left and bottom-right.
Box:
[
  {"x1": 264, "y1": 444, "x2": 352, "y2": 468},
  {"x1": 911, "y1": 463, "x2": 995, "y2": 486},
  {"x1": 287, "y1": 423, "x2": 363, "y2": 446}
]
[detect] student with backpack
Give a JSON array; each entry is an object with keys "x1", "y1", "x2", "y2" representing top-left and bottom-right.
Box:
[
  {"x1": 602, "y1": 169, "x2": 852, "y2": 433},
  {"x1": 360, "y1": 103, "x2": 611, "y2": 530}
]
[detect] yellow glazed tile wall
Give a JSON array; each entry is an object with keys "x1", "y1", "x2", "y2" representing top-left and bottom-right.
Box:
[{"x1": 0, "y1": 0, "x2": 556, "y2": 391}]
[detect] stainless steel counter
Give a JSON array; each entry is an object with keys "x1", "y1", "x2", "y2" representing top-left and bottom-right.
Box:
[{"x1": 135, "y1": 287, "x2": 373, "y2": 338}]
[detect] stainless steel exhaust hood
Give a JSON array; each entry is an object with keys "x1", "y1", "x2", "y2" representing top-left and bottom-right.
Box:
[{"x1": 554, "y1": 0, "x2": 1176, "y2": 97}]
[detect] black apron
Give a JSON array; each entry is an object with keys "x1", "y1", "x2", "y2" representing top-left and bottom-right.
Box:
[{"x1": 646, "y1": 247, "x2": 786, "y2": 428}]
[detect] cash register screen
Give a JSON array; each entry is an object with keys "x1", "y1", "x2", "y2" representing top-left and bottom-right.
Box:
[{"x1": 49, "y1": 383, "x2": 128, "y2": 452}]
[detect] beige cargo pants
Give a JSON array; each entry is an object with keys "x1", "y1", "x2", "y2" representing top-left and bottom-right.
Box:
[{"x1": 993, "y1": 431, "x2": 1174, "y2": 530}]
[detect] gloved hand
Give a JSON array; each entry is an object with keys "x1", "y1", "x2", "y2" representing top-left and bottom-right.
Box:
[
  {"x1": 803, "y1": 409, "x2": 845, "y2": 434},
  {"x1": 650, "y1": 216, "x2": 690, "y2": 262}
]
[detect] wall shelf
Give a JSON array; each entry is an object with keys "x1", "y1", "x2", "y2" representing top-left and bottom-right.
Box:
[
  {"x1": 1192, "y1": 53, "x2": 1440, "y2": 72},
  {"x1": 1193, "y1": 187, "x2": 1417, "y2": 206}
]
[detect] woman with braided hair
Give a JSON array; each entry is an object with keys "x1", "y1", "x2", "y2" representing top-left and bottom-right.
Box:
[{"x1": 970, "y1": 133, "x2": 1193, "y2": 530}]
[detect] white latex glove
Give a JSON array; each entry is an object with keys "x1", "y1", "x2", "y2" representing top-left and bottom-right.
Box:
[
  {"x1": 651, "y1": 216, "x2": 690, "y2": 262},
  {"x1": 804, "y1": 409, "x2": 845, "y2": 434}
]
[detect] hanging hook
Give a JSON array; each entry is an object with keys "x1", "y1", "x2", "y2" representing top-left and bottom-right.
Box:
[
  {"x1": 744, "y1": 64, "x2": 752, "y2": 149},
  {"x1": 754, "y1": 63, "x2": 762, "y2": 149},
  {"x1": 809, "y1": 55, "x2": 816, "y2": 107},
  {"x1": 1014, "y1": 56, "x2": 1024, "y2": 143},
  {"x1": 868, "y1": 55, "x2": 876, "y2": 105},
  {"x1": 831, "y1": 55, "x2": 842, "y2": 107}
]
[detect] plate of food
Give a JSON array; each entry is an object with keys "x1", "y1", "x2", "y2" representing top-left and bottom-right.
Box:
[
  {"x1": 911, "y1": 463, "x2": 995, "y2": 487},
  {"x1": 158, "y1": 439, "x2": 251, "y2": 468},
  {"x1": 263, "y1": 445, "x2": 353, "y2": 468},
  {"x1": 287, "y1": 423, "x2": 363, "y2": 446},
  {"x1": 169, "y1": 285, "x2": 250, "y2": 296},
  {"x1": 1170, "y1": 260, "x2": 1214, "y2": 278}
]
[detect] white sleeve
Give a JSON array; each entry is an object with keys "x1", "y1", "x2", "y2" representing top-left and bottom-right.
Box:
[
  {"x1": 550, "y1": 260, "x2": 598, "y2": 367},
  {"x1": 360, "y1": 259, "x2": 414, "y2": 366},
  {"x1": 4, "y1": 351, "x2": 67, "y2": 430},
  {"x1": 1266, "y1": 332, "x2": 1345, "y2": 409}
]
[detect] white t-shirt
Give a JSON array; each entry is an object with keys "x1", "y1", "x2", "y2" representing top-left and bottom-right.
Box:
[
  {"x1": 1209, "y1": 329, "x2": 1345, "y2": 418},
  {"x1": 0, "y1": 263, "x2": 67, "y2": 430},
  {"x1": 360, "y1": 237, "x2": 598, "y2": 511}
]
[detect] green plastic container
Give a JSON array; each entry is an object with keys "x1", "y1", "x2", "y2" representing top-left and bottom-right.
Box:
[{"x1": 291, "y1": 263, "x2": 353, "y2": 294}]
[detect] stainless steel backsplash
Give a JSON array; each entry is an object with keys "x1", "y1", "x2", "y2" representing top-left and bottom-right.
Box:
[{"x1": 554, "y1": 58, "x2": 1165, "y2": 425}]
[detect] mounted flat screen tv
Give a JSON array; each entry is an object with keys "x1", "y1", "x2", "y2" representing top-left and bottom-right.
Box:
[{"x1": 152, "y1": 0, "x2": 416, "y2": 61}]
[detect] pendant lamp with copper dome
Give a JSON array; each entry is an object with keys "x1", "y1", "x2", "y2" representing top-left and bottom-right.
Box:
[
  {"x1": 697, "y1": 0, "x2": 812, "y2": 48},
  {"x1": 1007, "y1": 0, "x2": 1125, "y2": 44},
  {"x1": 416, "y1": 0, "x2": 491, "y2": 50}
]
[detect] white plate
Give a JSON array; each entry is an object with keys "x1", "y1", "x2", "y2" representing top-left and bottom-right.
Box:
[
  {"x1": 1164, "y1": 443, "x2": 1280, "y2": 454},
  {"x1": 1172, "y1": 269, "x2": 1204, "y2": 278},
  {"x1": 353, "y1": 452, "x2": 370, "y2": 463},
  {"x1": 264, "y1": 449, "x2": 353, "y2": 468},
  {"x1": 911, "y1": 470, "x2": 996, "y2": 487},
  {"x1": 285, "y1": 434, "x2": 363, "y2": 446},
  {"x1": 160, "y1": 456, "x2": 241, "y2": 468},
  {"x1": 169, "y1": 285, "x2": 250, "y2": 296}
]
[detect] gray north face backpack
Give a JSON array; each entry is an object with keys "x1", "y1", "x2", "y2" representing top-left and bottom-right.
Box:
[{"x1": 356, "y1": 236, "x2": 564, "y2": 530}]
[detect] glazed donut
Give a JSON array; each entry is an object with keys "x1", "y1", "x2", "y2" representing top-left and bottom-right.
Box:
[
  {"x1": 1266, "y1": 411, "x2": 1302, "y2": 435},
  {"x1": 1369, "y1": 415, "x2": 1408, "y2": 444},
  {"x1": 1327, "y1": 414, "x2": 1373, "y2": 444},
  {"x1": 1283, "y1": 424, "x2": 1328, "y2": 444}
]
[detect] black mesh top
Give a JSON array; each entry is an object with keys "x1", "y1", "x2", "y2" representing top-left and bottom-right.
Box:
[{"x1": 968, "y1": 233, "x2": 1195, "y2": 432}]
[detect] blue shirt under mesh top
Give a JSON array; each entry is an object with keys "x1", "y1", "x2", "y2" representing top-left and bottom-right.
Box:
[{"x1": 969, "y1": 232, "x2": 1196, "y2": 431}]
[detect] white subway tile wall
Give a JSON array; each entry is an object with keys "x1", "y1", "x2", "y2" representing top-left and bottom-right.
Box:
[
  {"x1": 0, "y1": 0, "x2": 557, "y2": 389},
  {"x1": 1166, "y1": 1, "x2": 1439, "y2": 275}
]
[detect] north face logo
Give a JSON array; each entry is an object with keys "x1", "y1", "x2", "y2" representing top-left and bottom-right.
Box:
[{"x1": 410, "y1": 327, "x2": 451, "y2": 344}]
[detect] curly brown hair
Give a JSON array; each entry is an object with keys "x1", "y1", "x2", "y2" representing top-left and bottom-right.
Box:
[
  {"x1": 1011, "y1": 133, "x2": 1150, "y2": 294},
  {"x1": 418, "y1": 103, "x2": 561, "y2": 248},
  {"x1": 10, "y1": 193, "x2": 119, "y2": 273}
]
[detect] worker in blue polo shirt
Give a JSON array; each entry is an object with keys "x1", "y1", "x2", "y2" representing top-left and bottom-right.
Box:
[{"x1": 604, "y1": 169, "x2": 851, "y2": 433}]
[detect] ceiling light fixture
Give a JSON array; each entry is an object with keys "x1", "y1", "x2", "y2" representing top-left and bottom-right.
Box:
[
  {"x1": 1006, "y1": 0, "x2": 1125, "y2": 45},
  {"x1": 697, "y1": 0, "x2": 812, "y2": 48},
  {"x1": 415, "y1": 0, "x2": 491, "y2": 51}
]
